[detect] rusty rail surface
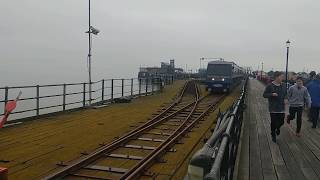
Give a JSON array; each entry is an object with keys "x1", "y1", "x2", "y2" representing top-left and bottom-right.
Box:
[{"x1": 44, "y1": 81, "x2": 224, "y2": 180}]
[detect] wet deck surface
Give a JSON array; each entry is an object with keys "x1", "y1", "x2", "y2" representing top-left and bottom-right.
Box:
[
  {"x1": 0, "y1": 81, "x2": 186, "y2": 180},
  {"x1": 238, "y1": 79, "x2": 320, "y2": 180}
]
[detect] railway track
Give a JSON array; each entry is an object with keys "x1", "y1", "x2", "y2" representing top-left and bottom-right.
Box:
[{"x1": 44, "y1": 81, "x2": 224, "y2": 180}]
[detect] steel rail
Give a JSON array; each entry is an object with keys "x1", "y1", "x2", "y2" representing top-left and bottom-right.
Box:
[
  {"x1": 123, "y1": 92, "x2": 225, "y2": 179},
  {"x1": 120, "y1": 80, "x2": 200, "y2": 179},
  {"x1": 43, "y1": 81, "x2": 197, "y2": 180},
  {"x1": 115, "y1": 80, "x2": 192, "y2": 137}
]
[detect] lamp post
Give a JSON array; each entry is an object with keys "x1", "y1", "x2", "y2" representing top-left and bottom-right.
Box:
[
  {"x1": 199, "y1": 57, "x2": 205, "y2": 78},
  {"x1": 285, "y1": 40, "x2": 291, "y2": 89},
  {"x1": 86, "y1": 0, "x2": 99, "y2": 106},
  {"x1": 200, "y1": 57, "x2": 203, "y2": 70},
  {"x1": 261, "y1": 62, "x2": 264, "y2": 77}
]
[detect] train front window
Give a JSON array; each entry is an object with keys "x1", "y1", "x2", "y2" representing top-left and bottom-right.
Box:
[{"x1": 207, "y1": 64, "x2": 232, "y2": 76}]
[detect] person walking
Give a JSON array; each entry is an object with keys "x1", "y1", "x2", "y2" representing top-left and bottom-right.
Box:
[
  {"x1": 305, "y1": 71, "x2": 316, "y2": 85},
  {"x1": 306, "y1": 74, "x2": 320, "y2": 128},
  {"x1": 263, "y1": 71, "x2": 287, "y2": 142},
  {"x1": 306, "y1": 71, "x2": 317, "y2": 122},
  {"x1": 286, "y1": 77, "x2": 311, "y2": 136}
]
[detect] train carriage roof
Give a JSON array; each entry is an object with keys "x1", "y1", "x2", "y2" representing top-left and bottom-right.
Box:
[
  {"x1": 207, "y1": 60, "x2": 245, "y2": 72},
  {"x1": 208, "y1": 60, "x2": 234, "y2": 65}
]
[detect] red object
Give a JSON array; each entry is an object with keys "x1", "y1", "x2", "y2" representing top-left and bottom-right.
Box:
[
  {"x1": 0, "y1": 91, "x2": 22, "y2": 128},
  {"x1": 0, "y1": 116, "x2": 9, "y2": 128},
  {"x1": 0, "y1": 101, "x2": 16, "y2": 128},
  {"x1": 0, "y1": 167, "x2": 8, "y2": 180},
  {"x1": 5, "y1": 101, "x2": 17, "y2": 113}
]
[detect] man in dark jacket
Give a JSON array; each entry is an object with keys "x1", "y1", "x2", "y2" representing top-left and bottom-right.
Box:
[
  {"x1": 306, "y1": 74, "x2": 320, "y2": 128},
  {"x1": 263, "y1": 71, "x2": 287, "y2": 142}
]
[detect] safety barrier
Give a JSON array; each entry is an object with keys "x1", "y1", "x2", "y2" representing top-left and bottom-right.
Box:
[
  {"x1": 187, "y1": 78, "x2": 248, "y2": 180},
  {"x1": 0, "y1": 75, "x2": 174, "y2": 123}
]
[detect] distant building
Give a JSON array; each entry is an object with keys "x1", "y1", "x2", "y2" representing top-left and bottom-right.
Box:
[{"x1": 138, "y1": 59, "x2": 183, "y2": 79}]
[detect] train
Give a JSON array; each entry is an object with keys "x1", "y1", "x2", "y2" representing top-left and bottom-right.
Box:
[{"x1": 205, "y1": 60, "x2": 245, "y2": 93}]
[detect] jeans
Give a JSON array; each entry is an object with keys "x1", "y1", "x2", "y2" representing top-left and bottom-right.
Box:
[
  {"x1": 310, "y1": 107, "x2": 320, "y2": 127},
  {"x1": 270, "y1": 113, "x2": 285, "y2": 135},
  {"x1": 287, "y1": 106, "x2": 303, "y2": 133}
]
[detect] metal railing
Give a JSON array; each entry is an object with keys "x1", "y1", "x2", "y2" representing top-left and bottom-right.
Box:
[
  {"x1": 0, "y1": 75, "x2": 174, "y2": 123},
  {"x1": 187, "y1": 78, "x2": 248, "y2": 180}
]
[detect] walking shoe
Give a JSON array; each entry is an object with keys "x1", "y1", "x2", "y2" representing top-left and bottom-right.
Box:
[
  {"x1": 296, "y1": 132, "x2": 301, "y2": 137},
  {"x1": 276, "y1": 128, "x2": 280, "y2": 136},
  {"x1": 312, "y1": 125, "x2": 316, "y2": 128},
  {"x1": 271, "y1": 134, "x2": 276, "y2": 143}
]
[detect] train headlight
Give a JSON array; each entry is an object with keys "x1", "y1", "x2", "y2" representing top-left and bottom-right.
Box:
[
  {"x1": 222, "y1": 78, "x2": 225, "y2": 81},
  {"x1": 211, "y1": 78, "x2": 215, "y2": 80}
]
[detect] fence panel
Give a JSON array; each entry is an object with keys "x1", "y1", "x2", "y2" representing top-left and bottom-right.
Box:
[{"x1": 0, "y1": 76, "x2": 173, "y2": 122}]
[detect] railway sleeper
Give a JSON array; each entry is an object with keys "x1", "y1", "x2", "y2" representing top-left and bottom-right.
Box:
[
  {"x1": 167, "y1": 119, "x2": 183, "y2": 122},
  {"x1": 175, "y1": 113, "x2": 189, "y2": 116},
  {"x1": 179, "y1": 111, "x2": 192, "y2": 114},
  {"x1": 68, "y1": 173, "x2": 112, "y2": 180},
  {"x1": 156, "y1": 157, "x2": 167, "y2": 163},
  {"x1": 162, "y1": 122, "x2": 181, "y2": 126},
  {"x1": 142, "y1": 170, "x2": 157, "y2": 178},
  {"x1": 137, "y1": 137, "x2": 165, "y2": 142},
  {"x1": 175, "y1": 139, "x2": 184, "y2": 144},
  {"x1": 84, "y1": 165, "x2": 128, "y2": 174},
  {"x1": 105, "y1": 153, "x2": 144, "y2": 160},
  {"x1": 123, "y1": 144, "x2": 176, "y2": 152},
  {"x1": 144, "y1": 131, "x2": 172, "y2": 136},
  {"x1": 153, "y1": 127, "x2": 175, "y2": 131}
]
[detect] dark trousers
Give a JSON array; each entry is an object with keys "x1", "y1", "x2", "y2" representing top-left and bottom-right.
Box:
[
  {"x1": 270, "y1": 113, "x2": 285, "y2": 135},
  {"x1": 310, "y1": 107, "x2": 320, "y2": 127},
  {"x1": 287, "y1": 106, "x2": 303, "y2": 133}
]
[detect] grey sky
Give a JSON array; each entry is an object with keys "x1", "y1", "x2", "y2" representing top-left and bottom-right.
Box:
[{"x1": 1, "y1": 0, "x2": 319, "y2": 86}]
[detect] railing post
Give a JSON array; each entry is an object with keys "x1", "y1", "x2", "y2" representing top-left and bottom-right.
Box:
[
  {"x1": 102, "y1": 79, "x2": 105, "y2": 102},
  {"x1": 164, "y1": 75, "x2": 168, "y2": 85},
  {"x1": 131, "y1": 78, "x2": 133, "y2": 96},
  {"x1": 159, "y1": 77, "x2": 163, "y2": 92},
  {"x1": 36, "y1": 85, "x2": 40, "y2": 116},
  {"x1": 145, "y1": 78, "x2": 148, "y2": 96},
  {"x1": 139, "y1": 78, "x2": 141, "y2": 96},
  {"x1": 121, "y1": 79, "x2": 124, "y2": 97},
  {"x1": 63, "y1": 84, "x2": 66, "y2": 111},
  {"x1": 83, "y1": 83, "x2": 86, "y2": 107},
  {"x1": 111, "y1": 79, "x2": 114, "y2": 101},
  {"x1": 165, "y1": 75, "x2": 167, "y2": 85},
  {"x1": 151, "y1": 77, "x2": 154, "y2": 94},
  {"x1": 4, "y1": 87, "x2": 8, "y2": 107},
  {"x1": 3, "y1": 87, "x2": 8, "y2": 115}
]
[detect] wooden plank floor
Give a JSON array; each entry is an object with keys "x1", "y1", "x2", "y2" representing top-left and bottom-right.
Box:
[
  {"x1": 237, "y1": 79, "x2": 320, "y2": 180},
  {"x1": 0, "y1": 81, "x2": 187, "y2": 180}
]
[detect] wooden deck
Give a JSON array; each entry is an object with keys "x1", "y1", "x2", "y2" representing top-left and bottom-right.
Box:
[
  {"x1": 237, "y1": 79, "x2": 320, "y2": 180},
  {"x1": 0, "y1": 81, "x2": 187, "y2": 180}
]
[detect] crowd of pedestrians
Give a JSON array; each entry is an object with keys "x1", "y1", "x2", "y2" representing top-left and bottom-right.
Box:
[{"x1": 263, "y1": 71, "x2": 320, "y2": 143}]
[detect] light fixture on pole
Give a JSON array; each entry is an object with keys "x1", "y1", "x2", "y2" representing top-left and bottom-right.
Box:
[
  {"x1": 86, "y1": 0, "x2": 100, "y2": 106},
  {"x1": 285, "y1": 40, "x2": 291, "y2": 89}
]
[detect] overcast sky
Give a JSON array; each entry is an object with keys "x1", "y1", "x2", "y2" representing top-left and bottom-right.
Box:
[{"x1": 0, "y1": 0, "x2": 319, "y2": 86}]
